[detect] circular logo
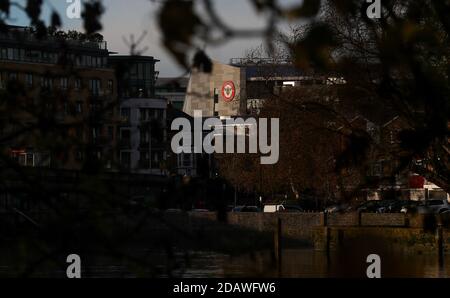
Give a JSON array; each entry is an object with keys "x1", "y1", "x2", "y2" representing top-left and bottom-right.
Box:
[{"x1": 221, "y1": 81, "x2": 236, "y2": 102}]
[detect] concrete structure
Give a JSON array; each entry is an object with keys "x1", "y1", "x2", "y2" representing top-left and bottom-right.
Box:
[
  {"x1": 183, "y1": 61, "x2": 247, "y2": 117},
  {"x1": 183, "y1": 58, "x2": 342, "y2": 117}
]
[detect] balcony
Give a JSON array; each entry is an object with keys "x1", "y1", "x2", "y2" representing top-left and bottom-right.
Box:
[
  {"x1": 119, "y1": 116, "x2": 131, "y2": 126},
  {"x1": 138, "y1": 159, "x2": 150, "y2": 169},
  {"x1": 139, "y1": 142, "x2": 150, "y2": 149},
  {"x1": 119, "y1": 139, "x2": 131, "y2": 149},
  {"x1": 93, "y1": 136, "x2": 112, "y2": 146}
]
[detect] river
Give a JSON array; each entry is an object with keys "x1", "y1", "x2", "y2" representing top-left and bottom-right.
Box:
[{"x1": 1, "y1": 249, "x2": 448, "y2": 278}]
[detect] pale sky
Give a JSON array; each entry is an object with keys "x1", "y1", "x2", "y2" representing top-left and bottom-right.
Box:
[{"x1": 7, "y1": 0, "x2": 301, "y2": 77}]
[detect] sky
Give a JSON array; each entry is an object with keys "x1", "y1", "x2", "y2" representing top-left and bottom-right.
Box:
[{"x1": 7, "y1": 0, "x2": 301, "y2": 77}]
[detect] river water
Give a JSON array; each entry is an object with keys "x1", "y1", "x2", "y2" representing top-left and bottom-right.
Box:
[{"x1": 2, "y1": 248, "x2": 447, "y2": 278}]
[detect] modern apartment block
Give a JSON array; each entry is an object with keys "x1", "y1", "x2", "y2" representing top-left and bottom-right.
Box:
[
  {"x1": 0, "y1": 26, "x2": 119, "y2": 170},
  {"x1": 109, "y1": 55, "x2": 169, "y2": 175},
  {"x1": 155, "y1": 77, "x2": 188, "y2": 110}
]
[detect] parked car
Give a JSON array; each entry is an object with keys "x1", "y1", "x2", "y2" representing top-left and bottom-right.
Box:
[
  {"x1": 232, "y1": 206, "x2": 261, "y2": 212},
  {"x1": 282, "y1": 205, "x2": 304, "y2": 213},
  {"x1": 192, "y1": 209, "x2": 210, "y2": 212},
  {"x1": 324, "y1": 204, "x2": 351, "y2": 214},
  {"x1": 263, "y1": 204, "x2": 284, "y2": 213},
  {"x1": 399, "y1": 201, "x2": 421, "y2": 214},
  {"x1": 263, "y1": 204, "x2": 303, "y2": 213},
  {"x1": 416, "y1": 199, "x2": 450, "y2": 214},
  {"x1": 165, "y1": 208, "x2": 184, "y2": 213},
  {"x1": 375, "y1": 200, "x2": 403, "y2": 213},
  {"x1": 382, "y1": 200, "x2": 408, "y2": 213},
  {"x1": 356, "y1": 200, "x2": 386, "y2": 213}
]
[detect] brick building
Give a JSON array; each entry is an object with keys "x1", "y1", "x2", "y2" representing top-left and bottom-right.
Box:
[{"x1": 0, "y1": 26, "x2": 119, "y2": 170}]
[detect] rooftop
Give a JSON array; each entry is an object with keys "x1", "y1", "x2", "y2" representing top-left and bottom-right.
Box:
[{"x1": 0, "y1": 25, "x2": 108, "y2": 52}]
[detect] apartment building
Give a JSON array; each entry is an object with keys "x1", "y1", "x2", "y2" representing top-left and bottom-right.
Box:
[
  {"x1": 0, "y1": 26, "x2": 119, "y2": 170},
  {"x1": 109, "y1": 55, "x2": 169, "y2": 175}
]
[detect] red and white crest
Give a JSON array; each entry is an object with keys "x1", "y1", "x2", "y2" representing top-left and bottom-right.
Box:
[{"x1": 221, "y1": 81, "x2": 236, "y2": 102}]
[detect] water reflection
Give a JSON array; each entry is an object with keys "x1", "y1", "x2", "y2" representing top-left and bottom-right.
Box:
[
  {"x1": 219, "y1": 249, "x2": 450, "y2": 278},
  {"x1": 0, "y1": 249, "x2": 448, "y2": 278}
]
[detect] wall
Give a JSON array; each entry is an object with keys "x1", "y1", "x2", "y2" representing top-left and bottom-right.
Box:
[
  {"x1": 119, "y1": 97, "x2": 167, "y2": 174},
  {"x1": 184, "y1": 61, "x2": 246, "y2": 117},
  {"x1": 2, "y1": 208, "x2": 449, "y2": 254},
  {"x1": 183, "y1": 212, "x2": 450, "y2": 254}
]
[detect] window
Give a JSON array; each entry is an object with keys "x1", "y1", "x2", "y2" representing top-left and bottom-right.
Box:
[
  {"x1": 76, "y1": 127, "x2": 83, "y2": 138},
  {"x1": 153, "y1": 152, "x2": 160, "y2": 163},
  {"x1": 155, "y1": 109, "x2": 164, "y2": 120},
  {"x1": 0, "y1": 48, "x2": 7, "y2": 59},
  {"x1": 76, "y1": 150, "x2": 84, "y2": 161},
  {"x1": 139, "y1": 151, "x2": 150, "y2": 169},
  {"x1": 86, "y1": 56, "x2": 92, "y2": 67},
  {"x1": 182, "y1": 153, "x2": 191, "y2": 167},
  {"x1": 75, "y1": 78, "x2": 82, "y2": 90},
  {"x1": 107, "y1": 126, "x2": 114, "y2": 140},
  {"x1": 41, "y1": 77, "x2": 53, "y2": 90},
  {"x1": 42, "y1": 51, "x2": 50, "y2": 62},
  {"x1": 92, "y1": 126, "x2": 102, "y2": 139},
  {"x1": 139, "y1": 108, "x2": 146, "y2": 121},
  {"x1": 140, "y1": 130, "x2": 149, "y2": 143},
  {"x1": 120, "y1": 151, "x2": 131, "y2": 169},
  {"x1": 120, "y1": 108, "x2": 131, "y2": 121},
  {"x1": 12, "y1": 151, "x2": 35, "y2": 167},
  {"x1": 9, "y1": 72, "x2": 17, "y2": 81},
  {"x1": 10, "y1": 48, "x2": 20, "y2": 60},
  {"x1": 25, "y1": 74, "x2": 33, "y2": 88},
  {"x1": 63, "y1": 102, "x2": 69, "y2": 115},
  {"x1": 7, "y1": 48, "x2": 13, "y2": 60},
  {"x1": 121, "y1": 129, "x2": 131, "y2": 141},
  {"x1": 76, "y1": 102, "x2": 83, "y2": 114},
  {"x1": 107, "y1": 80, "x2": 114, "y2": 93},
  {"x1": 60, "y1": 77, "x2": 68, "y2": 90},
  {"x1": 372, "y1": 162, "x2": 382, "y2": 177},
  {"x1": 0, "y1": 72, "x2": 5, "y2": 89},
  {"x1": 89, "y1": 79, "x2": 101, "y2": 95}
]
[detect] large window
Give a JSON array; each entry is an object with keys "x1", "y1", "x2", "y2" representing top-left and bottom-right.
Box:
[
  {"x1": 107, "y1": 80, "x2": 114, "y2": 94},
  {"x1": 0, "y1": 72, "x2": 5, "y2": 89},
  {"x1": 75, "y1": 78, "x2": 82, "y2": 90},
  {"x1": 41, "y1": 77, "x2": 53, "y2": 90},
  {"x1": 60, "y1": 77, "x2": 68, "y2": 90},
  {"x1": 25, "y1": 74, "x2": 33, "y2": 88},
  {"x1": 139, "y1": 108, "x2": 165, "y2": 122},
  {"x1": 120, "y1": 151, "x2": 131, "y2": 169},
  {"x1": 120, "y1": 108, "x2": 131, "y2": 122},
  {"x1": 0, "y1": 48, "x2": 7, "y2": 59},
  {"x1": 89, "y1": 79, "x2": 101, "y2": 95}
]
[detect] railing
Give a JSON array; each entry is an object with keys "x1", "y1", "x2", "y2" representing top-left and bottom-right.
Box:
[
  {"x1": 119, "y1": 139, "x2": 131, "y2": 149},
  {"x1": 229, "y1": 57, "x2": 292, "y2": 66},
  {"x1": 0, "y1": 30, "x2": 108, "y2": 51},
  {"x1": 138, "y1": 159, "x2": 150, "y2": 169}
]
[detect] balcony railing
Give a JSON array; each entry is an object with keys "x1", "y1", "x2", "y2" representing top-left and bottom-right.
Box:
[
  {"x1": 139, "y1": 142, "x2": 150, "y2": 149},
  {"x1": 138, "y1": 159, "x2": 150, "y2": 169},
  {"x1": 119, "y1": 139, "x2": 131, "y2": 149},
  {"x1": 0, "y1": 30, "x2": 108, "y2": 51}
]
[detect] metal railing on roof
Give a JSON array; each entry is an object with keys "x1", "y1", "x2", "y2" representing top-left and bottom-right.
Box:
[
  {"x1": 0, "y1": 29, "x2": 108, "y2": 51},
  {"x1": 229, "y1": 57, "x2": 292, "y2": 66}
]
